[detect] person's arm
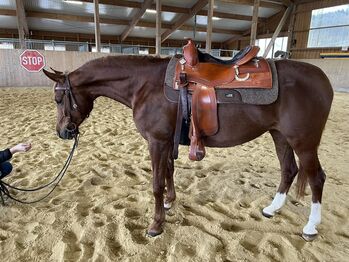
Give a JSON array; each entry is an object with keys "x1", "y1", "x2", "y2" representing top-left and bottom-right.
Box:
[
  {"x1": 9, "y1": 143, "x2": 32, "y2": 155},
  {"x1": 0, "y1": 143, "x2": 32, "y2": 164}
]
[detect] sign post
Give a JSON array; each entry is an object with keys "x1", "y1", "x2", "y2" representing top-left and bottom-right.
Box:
[{"x1": 20, "y1": 50, "x2": 46, "y2": 72}]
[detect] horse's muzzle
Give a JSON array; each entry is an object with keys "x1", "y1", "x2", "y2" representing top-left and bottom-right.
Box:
[{"x1": 58, "y1": 123, "x2": 78, "y2": 140}]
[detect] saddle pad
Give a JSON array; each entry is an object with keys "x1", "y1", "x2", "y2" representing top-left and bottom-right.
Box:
[{"x1": 164, "y1": 56, "x2": 279, "y2": 105}]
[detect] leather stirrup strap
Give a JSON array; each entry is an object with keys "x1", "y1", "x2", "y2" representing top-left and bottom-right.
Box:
[
  {"x1": 173, "y1": 98, "x2": 182, "y2": 159},
  {"x1": 173, "y1": 72, "x2": 189, "y2": 159}
]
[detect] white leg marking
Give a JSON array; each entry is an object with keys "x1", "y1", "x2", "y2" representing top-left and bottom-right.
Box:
[
  {"x1": 164, "y1": 202, "x2": 172, "y2": 209},
  {"x1": 263, "y1": 192, "x2": 287, "y2": 217},
  {"x1": 303, "y1": 202, "x2": 321, "y2": 235}
]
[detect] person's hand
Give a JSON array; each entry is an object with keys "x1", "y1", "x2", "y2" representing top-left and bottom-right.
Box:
[{"x1": 10, "y1": 143, "x2": 32, "y2": 154}]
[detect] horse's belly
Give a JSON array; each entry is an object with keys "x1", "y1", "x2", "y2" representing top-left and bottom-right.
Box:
[{"x1": 203, "y1": 104, "x2": 274, "y2": 148}]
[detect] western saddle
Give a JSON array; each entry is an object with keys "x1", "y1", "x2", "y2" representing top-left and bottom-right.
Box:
[{"x1": 173, "y1": 39, "x2": 272, "y2": 161}]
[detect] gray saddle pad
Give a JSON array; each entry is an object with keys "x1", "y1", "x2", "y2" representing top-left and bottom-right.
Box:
[{"x1": 164, "y1": 56, "x2": 279, "y2": 105}]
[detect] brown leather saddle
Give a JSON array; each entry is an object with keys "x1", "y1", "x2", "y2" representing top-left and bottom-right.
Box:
[{"x1": 172, "y1": 39, "x2": 273, "y2": 161}]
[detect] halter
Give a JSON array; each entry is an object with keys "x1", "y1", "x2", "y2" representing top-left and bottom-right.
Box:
[
  {"x1": 54, "y1": 74, "x2": 78, "y2": 110},
  {"x1": 54, "y1": 74, "x2": 79, "y2": 136}
]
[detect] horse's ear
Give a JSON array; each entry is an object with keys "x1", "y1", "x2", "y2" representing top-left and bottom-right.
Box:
[
  {"x1": 43, "y1": 68, "x2": 65, "y2": 83},
  {"x1": 50, "y1": 67, "x2": 63, "y2": 75}
]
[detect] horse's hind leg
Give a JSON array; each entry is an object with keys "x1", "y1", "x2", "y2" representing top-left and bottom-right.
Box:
[
  {"x1": 262, "y1": 130, "x2": 298, "y2": 217},
  {"x1": 164, "y1": 154, "x2": 176, "y2": 210},
  {"x1": 296, "y1": 149, "x2": 325, "y2": 241}
]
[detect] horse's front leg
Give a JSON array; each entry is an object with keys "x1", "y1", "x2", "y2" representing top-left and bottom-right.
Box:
[
  {"x1": 147, "y1": 139, "x2": 171, "y2": 237},
  {"x1": 164, "y1": 153, "x2": 176, "y2": 210}
]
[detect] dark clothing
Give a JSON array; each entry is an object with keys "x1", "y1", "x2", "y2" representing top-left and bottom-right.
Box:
[
  {"x1": 0, "y1": 149, "x2": 13, "y2": 179},
  {"x1": 0, "y1": 149, "x2": 12, "y2": 163},
  {"x1": 0, "y1": 162, "x2": 13, "y2": 179}
]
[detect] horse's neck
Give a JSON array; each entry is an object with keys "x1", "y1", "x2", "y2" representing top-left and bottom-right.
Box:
[{"x1": 73, "y1": 56, "x2": 168, "y2": 108}]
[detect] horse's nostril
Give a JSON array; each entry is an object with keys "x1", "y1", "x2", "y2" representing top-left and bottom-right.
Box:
[{"x1": 66, "y1": 122, "x2": 76, "y2": 131}]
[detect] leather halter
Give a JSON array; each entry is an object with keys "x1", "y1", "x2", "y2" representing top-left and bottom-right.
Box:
[
  {"x1": 54, "y1": 74, "x2": 78, "y2": 110},
  {"x1": 54, "y1": 74, "x2": 79, "y2": 136}
]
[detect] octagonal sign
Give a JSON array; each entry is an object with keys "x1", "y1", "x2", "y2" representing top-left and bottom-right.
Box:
[{"x1": 20, "y1": 50, "x2": 46, "y2": 72}]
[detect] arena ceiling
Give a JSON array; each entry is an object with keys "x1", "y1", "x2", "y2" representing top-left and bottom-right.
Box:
[{"x1": 0, "y1": 0, "x2": 309, "y2": 44}]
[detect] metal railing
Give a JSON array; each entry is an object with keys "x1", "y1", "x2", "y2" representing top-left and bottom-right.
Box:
[{"x1": 0, "y1": 38, "x2": 237, "y2": 58}]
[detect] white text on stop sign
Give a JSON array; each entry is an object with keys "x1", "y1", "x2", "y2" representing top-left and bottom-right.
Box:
[{"x1": 22, "y1": 56, "x2": 43, "y2": 65}]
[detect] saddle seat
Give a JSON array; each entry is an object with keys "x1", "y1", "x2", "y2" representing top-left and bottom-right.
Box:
[{"x1": 172, "y1": 39, "x2": 273, "y2": 161}]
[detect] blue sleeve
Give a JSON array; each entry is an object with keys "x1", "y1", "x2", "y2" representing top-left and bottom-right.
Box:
[{"x1": 0, "y1": 149, "x2": 12, "y2": 163}]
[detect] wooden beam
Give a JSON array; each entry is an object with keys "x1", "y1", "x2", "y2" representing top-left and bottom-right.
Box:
[
  {"x1": 93, "y1": 0, "x2": 101, "y2": 52},
  {"x1": 161, "y1": 0, "x2": 208, "y2": 42},
  {"x1": 201, "y1": 11, "x2": 267, "y2": 22},
  {"x1": 263, "y1": 4, "x2": 293, "y2": 57},
  {"x1": 0, "y1": 28, "x2": 224, "y2": 48},
  {"x1": 218, "y1": 0, "x2": 283, "y2": 9},
  {"x1": 282, "y1": 0, "x2": 294, "y2": 6},
  {"x1": 1, "y1": 9, "x2": 243, "y2": 36},
  {"x1": 15, "y1": 0, "x2": 29, "y2": 49},
  {"x1": 120, "y1": 0, "x2": 153, "y2": 42},
  {"x1": 0, "y1": 9, "x2": 16, "y2": 16},
  {"x1": 223, "y1": 5, "x2": 286, "y2": 46},
  {"x1": 206, "y1": 0, "x2": 214, "y2": 53},
  {"x1": 79, "y1": 0, "x2": 269, "y2": 21},
  {"x1": 155, "y1": 0, "x2": 161, "y2": 56},
  {"x1": 286, "y1": 3, "x2": 296, "y2": 53},
  {"x1": 250, "y1": 0, "x2": 260, "y2": 45}
]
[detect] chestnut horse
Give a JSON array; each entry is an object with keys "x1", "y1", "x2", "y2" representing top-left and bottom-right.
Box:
[{"x1": 43, "y1": 55, "x2": 333, "y2": 241}]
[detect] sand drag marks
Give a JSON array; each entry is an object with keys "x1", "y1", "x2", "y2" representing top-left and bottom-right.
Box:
[{"x1": 0, "y1": 88, "x2": 348, "y2": 261}]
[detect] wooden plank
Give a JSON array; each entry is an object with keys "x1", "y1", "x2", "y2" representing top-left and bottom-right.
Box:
[
  {"x1": 250, "y1": 0, "x2": 260, "y2": 45},
  {"x1": 79, "y1": 0, "x2": 270, "y2": 21},
  {"x1": 0, "y1": 9, "x2": 16, "y2": 16},
  {"x1": 161, "y1": 0, "x2": 208, "y2": 42},
  {"x1": 15, "y1": 0, "x2": 29, "y2": 49},
  {"x1": 201, "y1": 11, "x2": 266, "y2": 22},
  {"x1": 286, "y1": 3, "x2": 296, "y2": 53},
  {"x1": 206, "y1": 0, "x2": 214, "y2": 53},
  {"x1": 263, "y1": 5, "x2": 293, "y2": 57},
  {"x1": 155, "y1": 0, "x2": 161, "y2": 56},
  {"x1": 93, "y1": 0, "x2": 101, "y2": 52},
  {"x1": 0, "y1": 28, "x2": 229, "y2": 48},
  {"x1": 120, "y1": 0, "x2": 153, "y2": 42},
  {"x1": 218, "y1": 0, "x2": 283, "y2": 9}
]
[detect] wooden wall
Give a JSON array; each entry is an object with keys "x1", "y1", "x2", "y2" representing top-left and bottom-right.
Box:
[
  {"x1": 0, "y1": 49, "x2": 348, "y2": 91},
  {"x1": 0, "y1": 49, "x2": 112, "y2": 87},
  {"x1": 291, "y1": 0, "x2": 349, "y2": 58}
]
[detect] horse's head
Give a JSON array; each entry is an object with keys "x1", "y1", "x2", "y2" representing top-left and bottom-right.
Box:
[{"x1": 43, "y1": 68, "x2": 93, "y2": 140}]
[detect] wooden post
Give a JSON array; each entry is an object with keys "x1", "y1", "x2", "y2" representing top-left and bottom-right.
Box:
[
  {"x1": 206, "y1": 0, "x2": 214, "y2": 53},
  {"x1": 286, "y1": 3, "x2": 296, "y2": 55},
  {"x1": 263, "y1": 5, "x2": 293, "y2": 58},
  {"x1": 93, "y1": 0, "x2": 101, "y2": 52},
  {"x1": 15, "y1": 0, "x2": 29, "y2": 49},
  {"x1": 250, "y1": 0, "x2": 260, "y2": 45},
  {"x1": 156, "y1": 0, "x2": 161, "y2": 56}
]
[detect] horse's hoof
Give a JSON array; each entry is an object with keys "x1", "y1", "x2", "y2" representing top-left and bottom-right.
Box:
[
  {"x1": 147, "y1": 229, "x2": 163, "y2": 237},
  {"x1": 164, "y1": 201, "x2": 172, "y2": 210},
  {"x1": 302, "y1": 233, "x2": 318, "y2": 242},
  {"x1": 262, "y1": 210, "x2": 274, "y2": 218}
]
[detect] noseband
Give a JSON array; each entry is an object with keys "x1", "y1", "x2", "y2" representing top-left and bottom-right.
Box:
[{"x1": 54, "y1": 74, "x2": 79, "y2": 136}]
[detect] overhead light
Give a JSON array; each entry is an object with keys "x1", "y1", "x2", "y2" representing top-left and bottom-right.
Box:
[
  {"x1": 64, "y1": 0, "x2": 83, "y2": 5},
  {"x1": 146, "y1": 9, "x2": 157, "y2": 14},
  {"x1": 212, "y1": 17, "x2": 221, "y2": 20}
]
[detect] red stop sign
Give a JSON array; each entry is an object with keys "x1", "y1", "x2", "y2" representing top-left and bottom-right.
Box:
[{"x1": 20, "y1": 50, "x2": 46, "y2": 72}]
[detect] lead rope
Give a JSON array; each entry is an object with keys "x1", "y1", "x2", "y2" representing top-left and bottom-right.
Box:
[{"x1": 0, "y1": 135, "x2": 79, "y2": 205}]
